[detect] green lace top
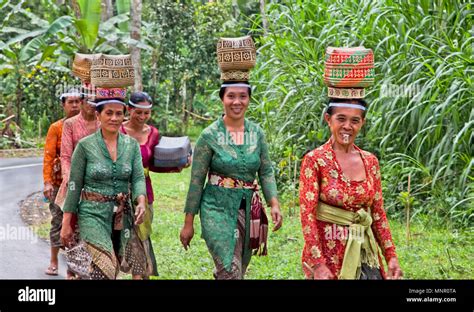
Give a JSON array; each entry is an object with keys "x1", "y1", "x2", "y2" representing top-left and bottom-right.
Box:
[
  {"x1": 63, "y1": 130, "x2": 146, "y2": 255},
  {"x1": 184, "y1": 116, "x2": 278, "y2": 271}
]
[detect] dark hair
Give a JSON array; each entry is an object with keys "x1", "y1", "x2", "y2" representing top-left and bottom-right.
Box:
[
  {"x1": 94, "y1": 98, "x2": 127, "y2": 114},
  {"x1": 61, "y1": 88, "x2": 84, "y2": 104},
  {"x1": 326, "y1": 98, "x2": 368, "y2": 118},
  {"x1": 129, "y1": 91, "x2": 152, "y2": 108},
  {"x1": 219, "y1": 81, "x2": 251, "y2": 100}
]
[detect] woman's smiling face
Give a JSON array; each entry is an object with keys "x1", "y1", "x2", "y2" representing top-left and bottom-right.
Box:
[
  {"x1": 222, "y1": 86, "x2": 250, "y2": 120},
  {"x1": 325, "y1": 105, "x2": 365, "y2": 146}
]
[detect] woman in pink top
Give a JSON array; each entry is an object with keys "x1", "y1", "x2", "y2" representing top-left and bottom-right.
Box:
[
  {"x1": 120, "y1": 91, "x2": 190, "y2": 279},
  {"x1": 55, "y1": 94, "x2": 100, "y2": 210}
]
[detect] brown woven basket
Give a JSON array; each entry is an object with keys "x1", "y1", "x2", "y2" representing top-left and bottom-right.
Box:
[
  {"x1": 72, "y1": 53, "x2": 102, "y2": 82},
  {"x1": 220, "y1": 70, "x2": 250, "y2": 81},
  {"x1": 217, "y1": 36, "x2": 256, "y2": 72},
  {"x1": 90, "y1": 54, "x2": 135, "y2": 88}
]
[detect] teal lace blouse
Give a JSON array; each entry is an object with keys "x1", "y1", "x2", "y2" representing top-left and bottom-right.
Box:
[
  {"x1": 184, "y1": 117, "x2": 278, "y2": 271},
  {"x1": 63, "y1": 130, "x2": 146, "y2": 255}
]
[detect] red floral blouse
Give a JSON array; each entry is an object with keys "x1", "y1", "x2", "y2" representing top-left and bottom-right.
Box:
[{"x1": 299, "y1": 139, "x2": 398, "y2": 279}]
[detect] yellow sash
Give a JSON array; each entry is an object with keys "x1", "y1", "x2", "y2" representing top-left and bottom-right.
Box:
[{"x1": 317, "y1": 202, "x2": 380, "y2": 279}]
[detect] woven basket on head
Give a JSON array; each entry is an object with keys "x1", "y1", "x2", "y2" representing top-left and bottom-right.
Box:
[
  {"x1": 90, "y1": 54, "x2": 135, "y2": 88},
  {"x1": 72, "y1": 53, "x2": 102, "y2": 82},
  {"x1": 217, "y1": 35, "x2": 256, "y2": 81},
  {"x1": 324, "y1": 47, "x2": 374, "y2": 88}
]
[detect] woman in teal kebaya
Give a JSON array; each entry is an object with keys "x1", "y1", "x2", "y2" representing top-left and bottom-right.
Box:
[{"x1": 180, "y1": 82, "x2": 283, "y2": 279}]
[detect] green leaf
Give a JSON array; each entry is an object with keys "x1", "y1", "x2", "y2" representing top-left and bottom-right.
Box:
[
  {"x1": 100, "y1": 13, "x2": 129, "y2": 32},
  {"x1": 121, "y1": 37, "x2": 153, "y2": 51},
  {"x1": 39, "y1": 44, "x2": 59, "y2": 64},
  {"x1": 6, "y1": 29, "x2": 46, "y2": 46},
  {"x1": 0, "y1": 0, "x2": 11, "y2": 11},
  {"x1": 19, "y1": 36, "x2": 45, "y2": 62},
  {"x1": 75, "y1": 0, "x2": 102, "y2": 50},
  {"x1": 0, "y1": 64, "x2": 14, "y2": 75},
  {"x1": 1, "y1": 47, "x2": 16, "y2": 61},
  {"x1": 18, "y1": 8, "x2": 49, "y2": 28},
  {"x1": 1, "y1": 27, "x2": 29, "y2": 34},
  {"x1": 74, "y1": 19, "x2": 98, "y2": 51},
  {"x1": 115, "y1": 0, "x2": 131, "y2": 32},
  {"x1": 45, "y1": 16, "x2": 73, "y2": 36}
]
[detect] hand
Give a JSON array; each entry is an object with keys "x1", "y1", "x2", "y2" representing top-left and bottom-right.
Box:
[
  {"x1": 312, "y1": 263, "x2": 335, "y2": 280},
  {"x1": 134, "y1": 203, "x2": 146, "y2": 225},
  {"x1": 60, "y1": 223, "x2": 74, "y2": 248},
  {"x1": 43, "y1": 182, "x2": 54, "y2": 202},
  {"x1": 180, "y1": 224, "x2": 194, "y2": 250},
  {"x1": 184, "y1": 155, "x2": 192, "y2": 168},
  {"x1": 387, "y1": 257, "x2": 403, "y2": 280},
  {"x1": 270, "y1": 205, "x2": 283, "y2": 231}
]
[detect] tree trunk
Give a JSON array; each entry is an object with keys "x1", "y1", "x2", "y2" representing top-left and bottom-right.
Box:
[
  {"x1": 101, "y1": 0, "x2": 113, "y2": 21},
  {"x1": 181, "y1": 78, "x2": 187, "y2": 134},
  {"x1": 232, "y1": 0, "x2": 239, "y2": 18},
  {"x1": 130, "y1": 0, "x2": 143, "y2": 91},
  {"x1": 260, "y1": 0, "x2": 269, "y2": 36},
  {"x1": 15, "y1": 75, "x2": 22, "y2": 127},
  {"x1": 151, "y1": 49, "x2": 158, "y2": 101},
  {"x1": 187, "y1": 89, "x2": 196, "y2": 133},
  {"x1": 70, "y1": 0, "x2": 81, "y2": 19}
]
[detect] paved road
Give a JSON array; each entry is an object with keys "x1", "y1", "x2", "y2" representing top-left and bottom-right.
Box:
[{"x1": 0, "y1": 157, "x2": 67, "y2": 279}]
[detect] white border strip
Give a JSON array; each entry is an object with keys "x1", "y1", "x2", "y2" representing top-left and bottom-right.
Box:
[
  {"x1": 129, "y1": 100, "x2": 152, "y2": 109},
  {"x1": 220, "y1": 83, "x2": 251, "y2": 88},
  {"x1": 328, "y1": 103, "x2": 366, "y2": 111},
  {"x1": 95, "y1": 99, "x2": 126, "y2": 106}
]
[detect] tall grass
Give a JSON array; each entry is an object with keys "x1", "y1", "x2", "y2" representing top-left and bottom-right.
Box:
[{"x1": 248, "y1": 0, "x2": 473, "y2": 227}]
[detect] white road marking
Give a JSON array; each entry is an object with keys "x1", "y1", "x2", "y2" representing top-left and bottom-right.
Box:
[{"x1": 0, "y1": 163, "x2": 42, "y2": 171}]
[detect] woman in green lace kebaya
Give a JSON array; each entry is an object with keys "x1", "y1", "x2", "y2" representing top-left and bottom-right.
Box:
[
  {"x1": 60, "y1": 96, "x2": 147, "y2": 280},
  {"x1": 180, "y1": 81, "x2": 283, "y2": 279}
]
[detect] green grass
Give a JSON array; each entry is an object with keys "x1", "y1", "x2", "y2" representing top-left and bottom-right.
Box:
[
  {"x1": 149, "y1": 168, "x2": 302, "y2": 279},
  {"x1": 149, "y1": 169, "x2": 474, "y2": 280}
]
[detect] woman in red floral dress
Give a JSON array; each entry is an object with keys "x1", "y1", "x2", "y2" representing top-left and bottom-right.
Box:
[{"x1": 299, "y1": 99, "x2": 403, "y2": 280}]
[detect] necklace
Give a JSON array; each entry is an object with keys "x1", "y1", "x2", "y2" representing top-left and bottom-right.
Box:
[{"x1": 104, "y1": 140, "x2": 117, "y2": 154}]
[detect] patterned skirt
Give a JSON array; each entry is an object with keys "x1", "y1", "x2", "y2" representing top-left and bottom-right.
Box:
[{"x1": 122, "y1": 203, "x2": 158, "y2": 278}]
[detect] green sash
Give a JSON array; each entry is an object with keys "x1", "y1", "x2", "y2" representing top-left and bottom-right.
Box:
[
  {"x1": 136, "y1": 203, "x2": 153, "y2": 242},
  {"x1": 317, "y1": 202, "x2": 380, "y2": 279}
]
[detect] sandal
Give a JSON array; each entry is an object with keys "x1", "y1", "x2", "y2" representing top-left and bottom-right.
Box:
[{"x1": 45, "y1": 266, "x2": 59, "y2": 276}]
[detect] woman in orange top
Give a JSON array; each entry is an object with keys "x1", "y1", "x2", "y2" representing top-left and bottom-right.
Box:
[{"x1": 43, "y1": 89, "x2": 81, "y2": 276}]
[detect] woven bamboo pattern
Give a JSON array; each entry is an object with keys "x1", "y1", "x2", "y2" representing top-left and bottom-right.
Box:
[
  {"x1": 72, "y1": 53, "x2": 102, "y2": 82},
  {"x1": 324, "y1": 47, "x2": 374, "y2": 88},
  {"x1": 90, "y1": 54, "x2": 135, "y2": 88},
  {"x1": 220, "y1": 70, "x2": 250, "y2": 81},
  {"x1": 327, "y1": 86, "x2": 365, "y2": 99},
  {"x1": 217, "y1": 36, "x2": 256, "y2": 72}
]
